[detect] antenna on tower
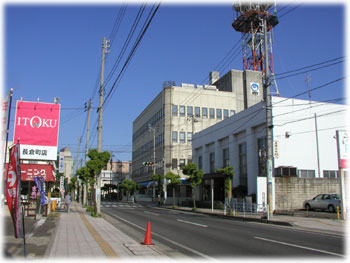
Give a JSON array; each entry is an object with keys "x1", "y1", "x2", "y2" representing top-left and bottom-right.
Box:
[{"x1": 232, "y1": 1, "x2": 279, "y2": 95}]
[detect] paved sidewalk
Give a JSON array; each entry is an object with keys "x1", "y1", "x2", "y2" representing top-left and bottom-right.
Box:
[{"x1": 48, "y1": 202, "x2": 165, "y2": 259}]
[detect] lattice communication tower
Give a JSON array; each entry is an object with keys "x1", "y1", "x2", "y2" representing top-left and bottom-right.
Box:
[{"x1": 232, "y1": 2, "x2": 279, "y2": 94}]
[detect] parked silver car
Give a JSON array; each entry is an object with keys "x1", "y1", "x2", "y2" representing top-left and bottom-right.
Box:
[{"x1": 303, "y1": 194, "x2": 341, "y2": 213}]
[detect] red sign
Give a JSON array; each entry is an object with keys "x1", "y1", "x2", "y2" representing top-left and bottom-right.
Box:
[
  {"x1": 6, "y1": 144, "x2": 23, "y2": 238},
  {"x1": 5, "y1": 163, "x2": 56, "y2": 182},
  {"x1": 13, "y1": 101, "x2": 60, "y2": 160}
]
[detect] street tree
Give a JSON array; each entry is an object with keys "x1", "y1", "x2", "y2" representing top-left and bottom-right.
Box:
[
  {"x1": 183, "y1": 162, "x2": 203, "y2": 210},
  {"x1": 68, "y1": 176, "x2": 77, "y2": 199},
  {"x1": 165, "y1": 172, "x2": 181, "y2": 207},
  {"x1": 76, "y1": 166, "x2": 91, "y2": 206},
  {"x1": 86, "y1": 149, "x2": 111, "y2": 214},
  {"x1": 119, "y1": 179, "x2": 137, "y2": 201},
  {"x1": 152, "y1": 174, "x2": 164, "y2": 198}
]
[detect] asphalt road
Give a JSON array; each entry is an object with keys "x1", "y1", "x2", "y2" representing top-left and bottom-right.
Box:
[{"x1": 101, "y1": 201, "x2": 345, "y2": 259}]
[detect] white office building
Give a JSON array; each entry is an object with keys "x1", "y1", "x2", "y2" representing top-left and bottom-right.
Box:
[{"x1": 192, "y1": 96, "x2": 348, "y2": 210}]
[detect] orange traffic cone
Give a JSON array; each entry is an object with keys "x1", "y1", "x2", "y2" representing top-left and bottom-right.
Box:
[{"x1": 142, "y1": 221, "x2": 154, "y2": 245}]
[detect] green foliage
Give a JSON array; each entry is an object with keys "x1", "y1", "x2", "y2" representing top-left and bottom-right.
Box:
[
  {"x1": 86, "y1": 149, "x2": 111, "y2": 179},
  {"x1": 76, "y1": 166, "x2": 91, "y2": 184},
  {"x1": 183, "y1": 163, "x2": 203, "y2": 189},
  {"x1": 86, "y1": 206, "x2": 94, "y2": 213},
  {"x1": 217, "y1": 166, "x2": 235, "y2": 196},
  {"x1": 152, "y1": 174, "x2": 164, "y2": 196},
  {"x1": 119, "y1": 179, "x2": 137, "y2": 192},
  {"x1": 165, "y1": 172, "x2": 181, "y2": 186},
  {"x1": 183, "y1": 163, "x2": 203, "y2": 210}
]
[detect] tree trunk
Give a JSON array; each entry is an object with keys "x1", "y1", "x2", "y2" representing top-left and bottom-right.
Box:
[
  {"x1": 93, "y1": 183, "x2": 97, "y2": 215},
  {"x1": 192, "y1": 187, "x2": 196, "y2": 209},
  {"x1": 173, "y1": 186, "x2": 176, "y2": 207}
]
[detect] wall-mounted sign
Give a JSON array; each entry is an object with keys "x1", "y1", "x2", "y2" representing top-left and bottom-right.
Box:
[
  {"x1": 250, "y1": 82, "x2": 260, "y2": 95},
  {"x1": 13, "y1": 101, "x2": 60, "y2": 160}
]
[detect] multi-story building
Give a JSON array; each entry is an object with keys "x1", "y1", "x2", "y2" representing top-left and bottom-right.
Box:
[
  {"x1": 59, "y1": 147, "x2": 74, "y2": 184},
  {"x1": 192, "y1": 96, "x2": 348, "y2": 210},
  {"x1": 132, "y1": 69, "x2": 264, "y2": 199},
  {"x1": 102, "y1": 160, "x2": 131, "y2": 186}
]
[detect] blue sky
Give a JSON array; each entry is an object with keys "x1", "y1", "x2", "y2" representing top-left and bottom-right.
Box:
[{"x1": 3, "y1": 1, "x2": 348, "y2": 163}]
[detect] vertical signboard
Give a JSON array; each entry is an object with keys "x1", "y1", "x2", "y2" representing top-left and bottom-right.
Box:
[
  {"x1": 59, "y1": 152, "x2": 64, "y2": 173},
  {"x1": 13, "y1": 101, "x2": 60, "y2": 160},
  {"x1": 6, "y1": 144, "x2": 23, "y2": 238},
  {"x1": 337, "y1": 130, "x2": 349, "y2": 168},
  {"x1": 336, "y1": 130, "x2": 349, "y2": 220}
]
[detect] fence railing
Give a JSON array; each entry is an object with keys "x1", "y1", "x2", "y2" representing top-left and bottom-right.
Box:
[{"x1": 224, "y1": 199, "x2": 267, "y2": 217}]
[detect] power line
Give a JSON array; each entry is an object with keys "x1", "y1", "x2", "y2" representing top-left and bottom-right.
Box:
[
  {"x1": 103, "y1": 2, "x2": 161, "y2": 108},
  {"x1": 274, "y1": 56, "x2": 345, "y2": 77},
  {"x1": 271, "y1": 77, "x2": 345, "y2": 106},
  {"x1": 275, "y1": 60, "x2": 344, "y2": 80},
  {"x1": 274, "y1": 109, "x2": 347, "y2": 127},
  {"x1": 278, "y1": 3, "x2": 303, "y2": 18}
]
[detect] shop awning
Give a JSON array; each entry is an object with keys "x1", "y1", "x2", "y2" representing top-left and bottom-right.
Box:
[{"x1": 5, "y1": 163, "x2": 56, "y2": 182}]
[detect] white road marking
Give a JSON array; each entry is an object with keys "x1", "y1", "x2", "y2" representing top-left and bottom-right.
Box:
[
  {"x1": 254, "y1": 236, "x2": 344, "y2": 257},
  {"x1": 104, "y1": 211, "x2": 216, "y2": 261},
  {"x1": 248, "y1": 222, "x2": 344, "y2": 239},
  {"x1": 177, "y1": 219, "x2": 208, "y2": 228},
  {"x1": 144, "y1": 211, "x2": 159, "y2": 216}
]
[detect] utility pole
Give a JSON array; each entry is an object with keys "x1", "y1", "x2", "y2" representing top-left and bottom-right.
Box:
[
  {"x1": 314, "y1": 113, "x2": 321, "y2": 178},
  {"x1": 85, "y1": 99, "x2": 92, "y2": 163},
  {"x1": 149, "y1": 124, "x2": 156, "y2": 201},
  {"x1": 76, "y1": 136, "x2": 81, "y2": 202},
  {"x1": 96, "y1": 37, "x2": 109, "y2": 214},
  {"x1": 264, "y1": 18, "x2": 273, "y2": 220},
  {"x1": 83, "y1": 99, "x2": 91, "y2": 206}
]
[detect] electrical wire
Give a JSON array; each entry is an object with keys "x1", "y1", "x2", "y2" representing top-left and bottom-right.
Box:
[{"x1": 103, "y1": 2, "x2": 161, "y2": 108}]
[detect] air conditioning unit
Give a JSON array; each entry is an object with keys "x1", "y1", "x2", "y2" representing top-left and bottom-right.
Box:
[{"x1": 274, "y1": 166, "x2": 297, "y2": 177}]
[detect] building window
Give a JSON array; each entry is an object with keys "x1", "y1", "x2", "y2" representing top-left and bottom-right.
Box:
[
  {"x1": 179, "y1": 159, "x2": 186, "y2": 170},
  {"x1": 195, "y1": 107, "x2": 200, "y2": 117},
  {"x1": 202, "y1": 107, "x2": 208, "y2": 118},
  {"x1": 216, "y1": 109, "x2": 222, "y2": 119},
  {"x1": 187, "y1": 132, "x2": 192, "y2": 143},
  {"x1": 224, "y1": 109, "x2": 229, "y2": 119},
  {"x1": 209, "y1": 152, "x2": 215, "y2": 173},
  {"x1": 223, "y1": 148, "x2": 229, "y2": 167},
  {"x1": 299, "y1": 170, "x2": 316, "y2": 178},
  {"x1": 257, "y1": 137, "x2": 267, "y2": 176},
  {"x1": 172, "y1": 105, "x2": 178, "y2": 116},
  {"x1": 198, "y1": 156, "x2": 202, "y2": 170},
  {"x1": 187, "y1": 106, "x2": 193, "y2": 117},
  {"x1": 172, "y1": 131, "x2": 178, "y2": 143},
  {"x1": 230, "y1": 110, "x2": 235, "y2": 116},
  {"x1": 180, "y1": 132, "x2": 186, "y2": 143},
  {"x1": 323, "y1": 170, "x2": 338, "y2": 178},
  {"x1": 172, "y1": 159, "x2": 178, "y2": 169},
  {"x1": 239, "y1": 143, "x2": 247, "y2": 187},
  {"x1": 209, "y1": 108, "x2": 215, "y2": 119},
  {"x1": 180, "y1": 105, "x2": 185, "y2": 117}
]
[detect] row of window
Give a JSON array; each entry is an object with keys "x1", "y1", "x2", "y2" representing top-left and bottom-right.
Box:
[
  {"x1": 299, "y1": 170, "x2": 339, "y2": 178},
  {"x1": 172, "y1": 131, "x2": 192, "y2": 143},
  {"x1": 197, "y1": 138, "x2": 338, "y2": 183},
  {"x1": 133, "y1": 107, "x2": 165, "y2": 141},
  {"x1": 133, "y1": 133, "x2": 165, "y2": 159},
  {"x1": 172, "y1": 105, "x2": 235, "y2": 120}
]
